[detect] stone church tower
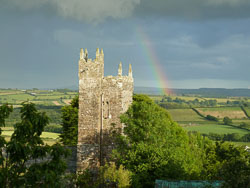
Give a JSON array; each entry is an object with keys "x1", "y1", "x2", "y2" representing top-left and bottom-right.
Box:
[{"x1": 77, "y1": 48, "x2": 133, "y2": 171}]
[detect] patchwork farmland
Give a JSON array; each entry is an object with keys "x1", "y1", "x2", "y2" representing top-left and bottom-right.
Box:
[{"x1": 0, "y1": 88, "x2": 250, "y2": 146}]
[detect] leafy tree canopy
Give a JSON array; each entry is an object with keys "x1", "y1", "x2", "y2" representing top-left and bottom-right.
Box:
[
  {"x1": 203, "y1": 141, "x2": 250, "y2": 188},
  {"x1": 223, "y1": 116, "x2": 232, "y2": 125},
  {"x1": 60, "y1": 95, "x2": 78, "y2": 145},
  {"x1": 0, "y1": 102, "x2": 69, "y2": 187},
  {"x1": 113, "y1": 94, "x2": 205, "y2": 187}
]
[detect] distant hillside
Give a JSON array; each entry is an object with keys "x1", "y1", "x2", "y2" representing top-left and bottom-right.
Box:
[
  {"x1": 134, "y1": 87, "x2": 250, "y2": 97},
  {"x1": 25, "y1": 86, "x2": 250, "y2": 97}
]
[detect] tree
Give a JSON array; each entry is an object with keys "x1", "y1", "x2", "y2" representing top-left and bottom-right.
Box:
[
  {"x1": 0, "y1": 103, "x2": 13, "y2": 127},
  {"x1": 203, "y1": 141, "x2": 250, "y2": 188},
  {"x1": 112, "y1": 94, "x2": 204, "y2": 188},
  {"x1": 223, "y1": 116, "x2": 232, "y2": 125},
  {"x1": 0, "y1": 102, "x2": 69, "y2": 187},
  {"x1": 60, "y1": 95, "x2": 78, "y2": 145},
  {"x1": 99, "y1": 162, "x2": 132, "y2": 188},
  {"x1": 206, "y1": 115, "x2": 219, "y2": 122}
]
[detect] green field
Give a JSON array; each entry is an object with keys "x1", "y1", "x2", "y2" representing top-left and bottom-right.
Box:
[
  {"x1": 229, "y1": 141, "x2": 250, "y2": 147},
  {"x1": 197, "y1": 107, "x2": 246, "y2": 119},
  {"x1": 233, "y1": 119, "x2": 250, "y2": 126},
  {"x1": 0, "y1": 89, "x2": 77, "y2": 106},
  {"x1": 0, "y1": 89, "x2": 76, "y2": 128},
  {"x1": 162, "y1": 96, "x2": 250, "y2": 146},
  {"x1": 168, "y1": 109, "x2": 204, "y2": 122},
  {"x1": 0, "y1": 89, "x2": 72, "y2": 145},
  {"x1": 1, "y1": 127, "x2": 59, "y2": 145},
  {"x1": 183, "y1": 123, "x2": 249, "y2": 136},
  {"x1": 244, "y1": 107, "x2": 250, "y2": 116},
  {"x1": 1, "y1": 89, "x2": 250, "y2": 146}
]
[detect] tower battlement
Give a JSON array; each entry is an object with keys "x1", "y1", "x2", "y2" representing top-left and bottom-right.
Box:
[
  {"x1": 77, "y1": 48, "x2": 134, "y2": 171},
  {"x1": 79, "y1": 48, "x2": 133, "y2": 80}
]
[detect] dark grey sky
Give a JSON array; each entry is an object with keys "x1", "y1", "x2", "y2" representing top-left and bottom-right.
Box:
[{"x1": 1, "y1": 0, "x2": 250, "y2": 89}]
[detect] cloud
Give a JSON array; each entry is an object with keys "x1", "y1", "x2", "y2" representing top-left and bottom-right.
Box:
[
  {"x1": 53, "y1": 28, "x2": 135, "y2": 48},
  {"x1": 4, "y1": 0, "x2": 250, "y2": 22},
  {"x1": 170, "y1": 79, "x2": 249, "y2": 89},
  {"x1": 135, "y1": 0, "x2": 250, "y2": 20},
  {"x1": 190, "y1": 57, "x2": 231, "y2": 70},
  {"x1": 4, "y1": 0, "x2": 140, "y2": 23},
  {"x1": 206, "y1": 0, "x2": 248, "y2": 7}
]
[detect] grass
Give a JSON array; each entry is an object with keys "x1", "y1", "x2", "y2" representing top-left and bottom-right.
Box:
[
  {"x1": 183, "y1": 123, "x2": 249, "y2": 136},
  {"x1": 1, "y1": 90, "x2": 250, "y2": 146},
  {"x1": 1, "y1": 127, "x2": 59, "y2": 145},
  {"x1": 229, "y1": 141, "x2": 250, "y2": 147},
  {"x1": 149, "y1": 95, "x2": 246, "y2": 103},
  {"x1": 233, "y1": 119, "x2": 250, "y2": 126},
  {"x1": 197, "y1": 107, "x2": 246, "y2": 119},
  {"x1": 174, "y1": 96, "x2": 205, "y2": 101},
  {"x1": 244, "y1": 107, "x2": 250, "y2": 116},
  {"x1": 168, "y1": 109, "x2": 204, "y2": 122},
  {"x1": 0, "y1": 89, "x2": 77, "y2": 106}
]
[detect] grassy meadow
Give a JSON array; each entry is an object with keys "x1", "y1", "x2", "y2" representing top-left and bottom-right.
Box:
[
  {"x1": 0, "y1": 88, "x2": 77, "y2": 145},
  {"x1": 1, "y1": 88, "x2": 250, "y2": 146},
  {"x1": 0, "y1": 89, "x2": 76, "y2": 106},
  {"x1": 197, "y1": 107, "x2": 246, "y2": 119},
  {"x1": 1, "y1": 127, "x2": 60, "y2": 145},
  {"x1": 168, "y1": 109, "x2": 204, "y2": 122},
  {"x1": 183, "y1": 123, "x2": 248, "y2": 136},
  {"x1": 157, "y1": 94, "x2": 250, "y2": 146}
]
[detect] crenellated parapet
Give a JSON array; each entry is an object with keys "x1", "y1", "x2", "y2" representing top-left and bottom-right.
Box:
[
  {"x1": 78, "y1": 48, "x2": 132, "y2": 82},
  {"x1": 79, "y1": 48, "x2": 104, "y2": 63}
]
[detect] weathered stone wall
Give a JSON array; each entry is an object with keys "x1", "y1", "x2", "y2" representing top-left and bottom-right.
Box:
[{"x1": 77, "y1": 48, "x2": 133, "y2": 171}]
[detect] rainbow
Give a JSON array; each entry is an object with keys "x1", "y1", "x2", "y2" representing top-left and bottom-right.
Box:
[{"x1": 135, "y1": 27, "x2": 173, "y2": 95}]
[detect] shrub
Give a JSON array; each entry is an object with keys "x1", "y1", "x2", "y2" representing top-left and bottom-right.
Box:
[
  {"x1": 206, "y1": 115, "x2": 219, "y2": 122},
  {"x1": 223, "y1": 116, "x2": 232, "y2": 125},
  {"x1": 44, "y1": 124, "x2": 62, "y2": 133}
]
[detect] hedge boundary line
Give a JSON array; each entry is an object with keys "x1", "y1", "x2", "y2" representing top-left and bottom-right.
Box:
[{"x1": 240, "y1": 106, "x2": 250, "y2": 119}]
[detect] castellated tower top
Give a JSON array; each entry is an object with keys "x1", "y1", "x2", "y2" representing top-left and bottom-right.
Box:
[{"x1": 78, "y1": 48, "x2": 133, "y2": 80}]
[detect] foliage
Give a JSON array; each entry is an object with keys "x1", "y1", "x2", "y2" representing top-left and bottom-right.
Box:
[
  {"x1": 201, "y1": 132, "x2": 250, "y2": 142},
  {"x1": 160, "y1": 96, "x2": 217, "y2": 108},
  {"x1": 0, "y1": 104, "x2": 13, "y2": 127},
  {"x1": 44, "y1": 124, "x2": 62, "y2": 133},
  {"x1": 67, "y1": 169, "x2": 96, "y2": 188},
  {"x1": 4, "y1": 106, "x2": 62, "y2": 127},
  {"x1": 99, "y1": 162, "x2": 132, "y2": 188},
  {"x1": 0, "y1": 102, "x2": 69, "y2": 187},
  {"x1": 113, "y1": 94, "x2": 204, "y2": 188},
  {"x1": 66, "y1": 163, "x2": 131, "y2": 188},
  {"x1": 241, "y1": 133, "x2": 250, "y2": 142},
  {"x1": 60, "y1": 95, "x2": 78, "y2": 145},
  {"x1": 223, "y1": 116, "x2": 232, "y2": 125},
  {"x1": 192, "y1": 107, "x2": 205, "y2": 118},
  {"x1": 202, "y1": 142, "x2": 250, "y2": 188},
  {"x1": 239, "y1": 122, "x2": 250, "y2": 130},
  {"x1": 205, "y1": 115, "x2": 219, "y2": 122}
]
